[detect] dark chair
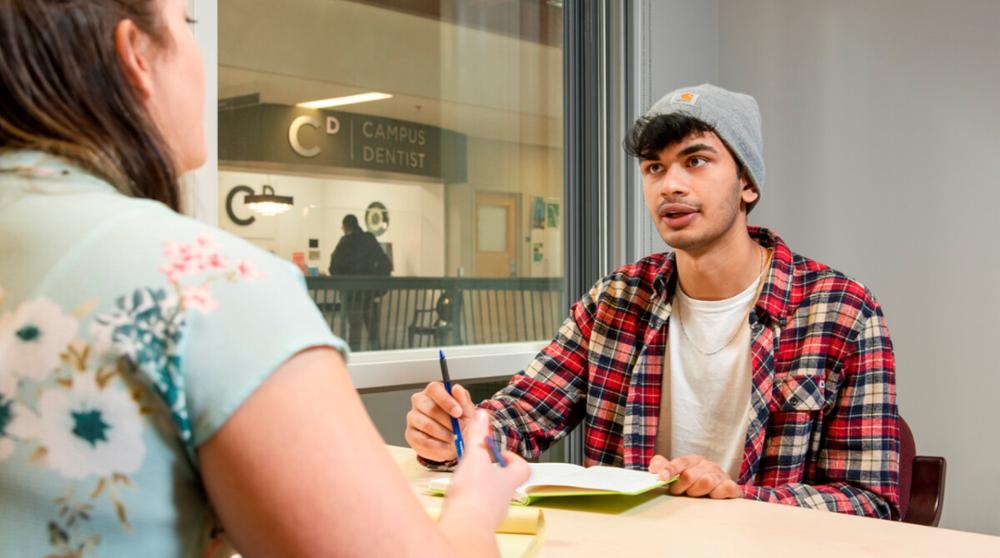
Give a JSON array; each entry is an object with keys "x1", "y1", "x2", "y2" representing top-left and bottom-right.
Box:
[
  {"x1": 408, "y1": 289, "x2": 462, "y2": 348},
  {"x1": 898, "y1": 416, "x2": 946, "y2": 526}
]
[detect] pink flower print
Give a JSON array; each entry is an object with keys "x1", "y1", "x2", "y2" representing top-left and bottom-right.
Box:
[
  {"x1": 234, "y1": 260, "x2": 261, "y2": 283},
  {"x1": 195, "y1": 234, "x2": 215, "y2": 248},
  {"x1": 180, "y1": 284, "x2": 219, "y2": 313},
  {"x1": 162, "y1": 236, "x2": 228, "y2": 279},
  {"x1": 202, "y1": 252, "x2": 229, "y2": 272},
  {"x1": 163, "y1": 241, "x2": 178, "y2": 259},
  {"x1": 189, "y1": 235, "x2": 224, "y2": 273},
  {"x1": 161, "y1": 239, "x2": 198, "y2": 282},
  {"x1": 163, "y1": 240, "x2": 192, "y2": 260},
  {"x1": 161, "y1": 235, "x2": 259, "y2": 288},
  {"x1": 193, "y1": 234, "x2": 221, "y2": 256},
  {"x1": 160, "y1": 259, "x2": 193, "y2": 284}
]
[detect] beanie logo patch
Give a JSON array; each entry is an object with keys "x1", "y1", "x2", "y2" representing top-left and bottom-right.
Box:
[{"x1": 671, "y1": 91, "x2": 700, "y2": 106}]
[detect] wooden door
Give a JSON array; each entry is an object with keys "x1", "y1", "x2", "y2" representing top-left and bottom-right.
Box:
[{"x1": 474, "y1": 192, "x2": 519, "y2": 277}]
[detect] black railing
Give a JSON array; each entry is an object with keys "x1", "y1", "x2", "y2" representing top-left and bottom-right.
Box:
[{"x1": 306, "y1": 276, "x2": 565, "y2": 352}]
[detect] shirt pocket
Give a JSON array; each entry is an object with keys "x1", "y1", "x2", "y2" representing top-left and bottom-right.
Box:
[
  {"x1": 773, "y1": 373, "x2": 826, "y2": 412},
  {"x1": 764, "y1": 373, "x2": 827, "y2": 479}
]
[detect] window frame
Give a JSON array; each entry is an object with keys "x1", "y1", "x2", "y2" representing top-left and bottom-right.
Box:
[{"x1": 195, "y1": 0, "x2": 631, "y2": 407}]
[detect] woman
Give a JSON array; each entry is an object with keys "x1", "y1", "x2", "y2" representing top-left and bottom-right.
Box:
[{"x1": 0, "y1": 1, "x2": 528, "y2": 556}]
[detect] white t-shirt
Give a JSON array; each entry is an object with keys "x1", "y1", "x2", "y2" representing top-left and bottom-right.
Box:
[{"x1": 655, "y1": 278, "x2": 758, "y2": 479}]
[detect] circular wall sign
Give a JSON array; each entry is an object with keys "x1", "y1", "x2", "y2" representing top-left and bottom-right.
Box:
[{"x1": 365, "y1": 201, "x2": 389, "y2": 237}]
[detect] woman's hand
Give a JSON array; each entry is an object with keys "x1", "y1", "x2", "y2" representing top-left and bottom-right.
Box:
[{"x1": 437, "y1": 410, "x2": 530, "y2": 556}]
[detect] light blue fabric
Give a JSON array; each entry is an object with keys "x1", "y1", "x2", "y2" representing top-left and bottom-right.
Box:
[{"x1": 0, "y1": 151, "x2": 348, "y2": 557}]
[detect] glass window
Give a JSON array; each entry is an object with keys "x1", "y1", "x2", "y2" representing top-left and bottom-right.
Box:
[{"x1": 218, "y1": 0, "x2": 565, "y2": 355}]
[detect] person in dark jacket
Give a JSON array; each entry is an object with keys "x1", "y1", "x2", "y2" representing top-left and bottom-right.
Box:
[{"x1": 329, "y1": 214, "x2": 392, "y2": 350}]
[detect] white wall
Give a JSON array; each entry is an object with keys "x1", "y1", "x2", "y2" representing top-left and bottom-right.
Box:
[
  {"x1": 184, "y1": 0, "x2": 218, "y2": 224},
  {"x1": 218, "y1": 170, "x2": 445, "y2": 277},
  {"x1": 714, "y1": 0, "x2": 999, "y2": 535}
]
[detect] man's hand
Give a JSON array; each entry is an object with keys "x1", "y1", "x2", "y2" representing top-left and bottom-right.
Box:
[
  {"x1": 405, "y1": 381, "x2": 478, "y2": 462},
  {"x1": 648, "y1": 454, "x2": 741, "y2": 499}
]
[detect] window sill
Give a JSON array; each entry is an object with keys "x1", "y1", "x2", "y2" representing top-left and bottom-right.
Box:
[{"x1": 347, "y1": 341, "x2": 545, "y2": 391}]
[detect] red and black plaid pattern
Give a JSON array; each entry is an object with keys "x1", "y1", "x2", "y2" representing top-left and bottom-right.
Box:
[{"x1": 480, "y1": 227, "x2": 900, "y2": 519}]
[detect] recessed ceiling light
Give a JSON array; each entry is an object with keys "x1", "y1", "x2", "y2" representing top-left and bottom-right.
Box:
[{"x1": 297, "y1": 92, "x2": 393, "y2": 109}]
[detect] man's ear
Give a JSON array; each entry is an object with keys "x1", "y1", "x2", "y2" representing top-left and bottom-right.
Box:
[
  {"x1": 738, "y1": 169, "x2": 759, "y2": 205},
  {"x1": 114, "y1": 19, "x2": 155, "y2": 100}
]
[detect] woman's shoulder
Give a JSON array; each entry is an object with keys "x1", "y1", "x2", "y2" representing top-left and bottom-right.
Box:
[
  {"x1": 128, "y1": 203, "x2": 286, "y2": 268},
  {"x1": 68, "y1": 194, "x2": 297, "y2": 288},
  {"x1": 1, "y1": 152, "x2": 293, "y2": 285}
]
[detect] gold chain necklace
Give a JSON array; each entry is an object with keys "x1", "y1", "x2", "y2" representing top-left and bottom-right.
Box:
[{"x1": 674, "y1": 245, "x2": 771, "y2": 356}]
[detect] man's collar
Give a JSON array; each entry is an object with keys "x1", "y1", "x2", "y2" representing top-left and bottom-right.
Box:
[{"x1": 651, "y1": 226, "x2": 794, "y2": 324}]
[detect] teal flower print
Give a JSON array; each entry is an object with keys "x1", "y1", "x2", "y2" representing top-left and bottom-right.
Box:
[
  {"x1": 0, "y1": 374, "x2": 33, "y2": 462},
  {"x1": 0, "y1": 298, "x2": 78, "y2": 381},
  {"x1": 28, "y1": 374, "x2": 145, "y2": 479},
  {"x1": 71, "y1": 409, "x2": 112, "y2": 447},
  {"x1": 91, "y1": 288, "x2": 192, "y2": 443}
]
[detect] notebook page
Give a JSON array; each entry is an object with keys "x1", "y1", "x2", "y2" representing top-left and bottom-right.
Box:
[
  {"x1": 548, "y1": 466, "x2": 662, "y2": 493},
  {"x1": 516, "y1": 463, "x2": 587, "y2": 492}
]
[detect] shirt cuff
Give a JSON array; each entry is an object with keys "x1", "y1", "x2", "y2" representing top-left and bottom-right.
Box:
[{"x1": 417, "y1": 454, "x2": 458, "y2": 472}]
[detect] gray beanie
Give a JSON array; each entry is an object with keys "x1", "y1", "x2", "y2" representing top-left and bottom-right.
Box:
[{"x1": 645, "y1": 84, "x2": 765, "y2": 192}]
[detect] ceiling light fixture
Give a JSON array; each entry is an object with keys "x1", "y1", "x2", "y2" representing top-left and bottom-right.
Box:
[
  {"x1": 244, "y1": 185, "x2": 293, "y2": 216},
  {"x1": 297, "y1": 92, "x2": 393, "y2": 110}
]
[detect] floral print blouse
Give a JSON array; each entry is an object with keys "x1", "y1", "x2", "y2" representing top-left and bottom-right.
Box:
[{"x1": 0, "y1": 151, "x2": 347, "y2": 557}]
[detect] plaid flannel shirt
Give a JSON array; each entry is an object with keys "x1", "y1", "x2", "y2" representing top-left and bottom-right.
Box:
[{"x1": 479, "y1": 227, "x2": 900, "y2": 519}]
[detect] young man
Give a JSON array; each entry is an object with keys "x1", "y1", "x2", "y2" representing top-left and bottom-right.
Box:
[{"x1": 405, "y1": 84, "x2": 900, "y2": 519}]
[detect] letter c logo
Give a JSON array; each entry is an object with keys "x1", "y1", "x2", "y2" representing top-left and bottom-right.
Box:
[{"x1": 289, "y1": 115, "x2": 321, "y2": 158}]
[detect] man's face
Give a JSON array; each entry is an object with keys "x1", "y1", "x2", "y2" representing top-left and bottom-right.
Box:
[{"x1": 640, "y1": 131, "x2": 759, "y2": 254}]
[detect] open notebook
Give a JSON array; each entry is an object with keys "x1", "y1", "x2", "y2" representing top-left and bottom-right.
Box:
[{"x1": 428, "y1": 462, "x2": 673, "y2": 505}]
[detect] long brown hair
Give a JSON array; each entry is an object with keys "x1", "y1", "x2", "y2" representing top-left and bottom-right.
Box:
[{"x1": 0, "y1": 0, "x2": 182, "y2": 211}]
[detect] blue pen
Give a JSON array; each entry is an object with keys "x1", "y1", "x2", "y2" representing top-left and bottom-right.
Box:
[
  {"x1": 438, "y1": 350, "x2": 465, "y2": 460},
  {"x1": 484, "y1": 436, "x2": 508, "y2": 468}
]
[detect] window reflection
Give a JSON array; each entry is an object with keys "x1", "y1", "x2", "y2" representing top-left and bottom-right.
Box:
[{"x1": 218, "y1": 0, "x2": 565, "y2": 352}]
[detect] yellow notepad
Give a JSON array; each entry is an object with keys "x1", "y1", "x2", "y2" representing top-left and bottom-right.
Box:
[
  {"x1": 425, "y1": 505, "x2": 545, "y2": 558},
  {"x1": 427, "y1": 462, "x2": 673, "y2": 505}
]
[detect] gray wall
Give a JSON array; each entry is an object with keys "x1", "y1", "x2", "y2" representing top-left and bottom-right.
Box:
[
  {"x1": 630, "y1": 0, "x2": 720, "y2": 259},
  {"x1": 639, "y1": 0, "x2": 1000, "y2": 535}
]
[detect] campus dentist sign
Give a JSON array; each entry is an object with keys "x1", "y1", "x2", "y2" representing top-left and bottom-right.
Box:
[{"x1": 220, "y1": 103, "x2": 467, "y2": 182}]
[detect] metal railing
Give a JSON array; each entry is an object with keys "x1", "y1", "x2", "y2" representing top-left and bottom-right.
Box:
[{"x1": 306, "y1": 276, "x2": 565, "y2": 352}]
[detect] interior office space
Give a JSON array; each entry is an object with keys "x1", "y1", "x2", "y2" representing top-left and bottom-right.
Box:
[{"x1": 185, "y1": 0, "x2": 1000, "y2": 539}]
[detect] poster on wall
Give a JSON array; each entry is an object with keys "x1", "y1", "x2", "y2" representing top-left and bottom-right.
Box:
[
  {"x1": 531, "y1": 196, "x2": 546, "y2": 230},
  {"x1": 546, "y1": 199, "x2": 560, "y2": 229}
]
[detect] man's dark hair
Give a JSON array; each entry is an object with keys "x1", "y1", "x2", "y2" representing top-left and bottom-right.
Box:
[
  {"x1": 343, "y1": 214, "x2": 362, "y2": 233},
  {"x1": 624, "y1": 113, "x2": 758, "y2": 212},
  {"x1": 625, "y1": 113, "x2": 718, "y2": 161}
]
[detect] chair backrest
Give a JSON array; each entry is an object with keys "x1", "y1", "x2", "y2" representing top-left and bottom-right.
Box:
[
  {"x1": 435, "y1": 290, "x2": 457, "y2": 324},
  {"x1": 898, "y1": 416, "x2": 915, "y2": 519},
  {"x1": 897, "y1": 415, "x2": 947, "y2": 526}
]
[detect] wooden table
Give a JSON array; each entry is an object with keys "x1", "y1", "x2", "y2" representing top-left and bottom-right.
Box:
[{"x1": 388, "y1": 446, "x2": 1000, "y2": 557}]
